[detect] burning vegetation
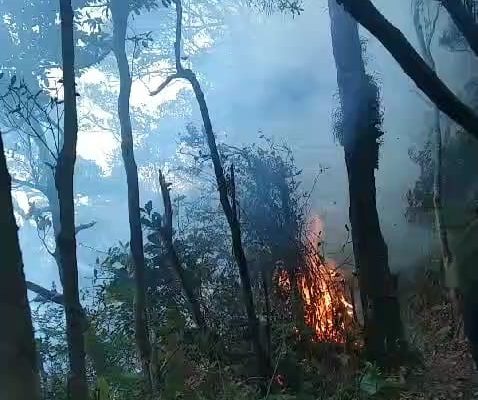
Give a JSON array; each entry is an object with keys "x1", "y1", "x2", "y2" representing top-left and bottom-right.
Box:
[{"x1": 277, "y1": 217, "x2": 355, "y2": 344}]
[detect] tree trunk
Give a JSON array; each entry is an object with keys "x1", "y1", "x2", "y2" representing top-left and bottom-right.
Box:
[
  {"x1": 413, "y1": 3, "x2": 453, "y2": 282},
  {"x1": 0, "y1": 132, "x2": 40, "y2": 400},
  {"x1": 441, "y1": 0, "x2": 478, "y2": 57},
  {"x1": 56, "y1": 1, "x2": 88, "y2": 398},
  {"x1": 335, "y1": 0, "x2": 478, "y2": 138},
  {"x1": 261, "y1": 268, "x2": 272, "y2": 359},
  {"x1": 149, "y1": 0, "x2": 271, "y2": 380},
  {"x1": 110, "y1": 0, "x2": 154, "y2": 393},
  {"x1": 158, "y1": 170, "x2": 208, "y2": 331},
  {"x1": 432, "y1": 108, "x2": 454, "y2": 281},
  {"x1": 329, "y1": 0, "x2": 405, "y2": 365},
  {"x1": 412, "y1": 0, "x2": 455, "y2": 301},
  {"x1": 187, "y1": 70, "x2": 270, "y2": 377}
]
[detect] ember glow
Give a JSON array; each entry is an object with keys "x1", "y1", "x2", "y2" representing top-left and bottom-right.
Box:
[{"x1": 278, "y1": 217, "x2": 354, "y2": 343}]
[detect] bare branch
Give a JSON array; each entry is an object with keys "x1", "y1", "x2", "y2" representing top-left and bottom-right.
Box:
[
  {"x1": 174, "y1": 0, "x2": 183, "y2": 71},
  {"x1": 149, "y1": 73, "x2": 180, "y2": 96},
  {"x1": 75, "y1": 221, "x2": 97, "y2": 235},
  {"x1": 11, "y1": 177, "x2": 47, "y2": 194},
  {"x1": 157, "y1": 168, "x2": 207, "y2": 331},
  {"x1": 26, "y1": 281, "x2": 64, "y2": 306},
  {"x1": 158, "y1": 169, "x2": 173, "y2": 239}
]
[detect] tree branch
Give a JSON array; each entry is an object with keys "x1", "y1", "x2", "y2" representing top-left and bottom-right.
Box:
[
  {"x1": 158, "y1": 169, "x2": 173, "y2": 239},
  {"x1": 26, "y1": 281, "x2": 64, "y2": 306},
  {"x1": 11, "y1": 177, "x2": 47, "y2": 195},
  {"x1": 158, "y1": 169, "x2": 207, "y2": 331},
  {"x1": 337, "y1": 0, "x2": 478, "y2": 138},
  {"x1": 149, "y1": 73, "x2": 180, "y2": 96},
  {"x1": 75, "y1": 221, "x2": 97, "y2": 235},
  {"x1": 440, "y1": 0, "x2": 478, "y2": 58}
]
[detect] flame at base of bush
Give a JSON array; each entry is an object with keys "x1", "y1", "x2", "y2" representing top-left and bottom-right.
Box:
[
  {"x1": 278, "y1": 259, "x2": 354, "y2": 343},
  {"x1": 277, "y1": 216, "x2": 355, "y2": 344}
]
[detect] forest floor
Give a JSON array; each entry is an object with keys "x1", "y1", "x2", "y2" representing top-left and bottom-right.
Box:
[{"x1": 398, "y1": 277, "x2": 478, "y2": 400}]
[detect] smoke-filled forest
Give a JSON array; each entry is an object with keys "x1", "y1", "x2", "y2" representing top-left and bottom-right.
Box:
[{"x1": 2, "y1": 0, "x2": 478, "y2": 399}]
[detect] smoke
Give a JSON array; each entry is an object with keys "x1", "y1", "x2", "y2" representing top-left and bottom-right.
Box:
[
  {"x1": 188, "y1": 0, "x2": 438, "y2": 271},
  {"x1": 16, "y1": 0, "x2": 471, "y2": 289}
]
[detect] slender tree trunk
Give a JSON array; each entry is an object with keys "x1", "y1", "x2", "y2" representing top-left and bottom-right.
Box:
[
  {"x1": 261, "y1": 269, "x2": 272, "y2": 359},
  {"x1": 412, "y1": 2, "x2": 457, "y2": 315},
  {"x1": 158, "y1": 170, "x2": 207, "y2": 331},
  {"x1": 187, "y1": 72, "x2": 270, "y2": 376},
  {"x1": 0, "y1": 132, "x2": 40, "y2": 400},
  {"x1": 56, "y1": 1, "x2": 88, "y2": 398},
  {"x1": 110, "y1": 0, "x2": 154, "y2": 393},
  {"x1": 335, "y1": 0, "x2": 478, "y2": 138},
  {"x1": 441, "y1": 0, "x2": 478, "y2": 57},
  {"x1": 149, "y1": 0, "x2": 270, "y2": 380},
  {"x1": 31, "y1": 129, "x2": 64, "y2": 278},
  {"x1": 329, "y1": 0, "x2": 405, "y2": 365}
]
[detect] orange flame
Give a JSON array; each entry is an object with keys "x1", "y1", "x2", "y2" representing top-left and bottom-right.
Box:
[{"x1": 277, "y1": 217, "x2": 354, "y2": 343}]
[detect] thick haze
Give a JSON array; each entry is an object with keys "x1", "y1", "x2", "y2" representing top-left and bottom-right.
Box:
[{"x1": 17, "y1": 0, "x2": 472, "y2": 291}]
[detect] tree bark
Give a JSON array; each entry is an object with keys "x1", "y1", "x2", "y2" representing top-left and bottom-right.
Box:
[
  {"x1": 335, "y1": 0, "x2": 478, "y2": 138},
  {"x1": 158, "y1": 170, "x2": 208, "y2": 331},
  {"x1": 186, "y1": 67, "x2": 270, "y2": 378},
  {"x1": 110, "y1": 0, "x2": 154, "y2": 393},
  {"x1": 150, "y1": 0, "x2": 270, "y2": 380},
  {"x1": 329, "y1": 0, "x2": 405, "y2": 365},
  {"x1": 0, "y1": 132, "x2": 40, "y2": 400},
  {"x1": 56, "y1": 1, "x2": 88, "y2": 398},
  {"x1": 412, "y1": 1, "x2": 455, "y2": 306},
  {"x1": 441, "y1": 0, "x2": 478, "y2": 57}
]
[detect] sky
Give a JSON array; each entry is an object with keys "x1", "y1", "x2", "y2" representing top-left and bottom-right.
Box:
[{"x1": 16, "y1": 0, "x2": 474, "y2": 291}]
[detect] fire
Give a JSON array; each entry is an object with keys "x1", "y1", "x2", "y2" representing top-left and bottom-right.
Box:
[{"x1": 277, "y1": 217, "x2": 354, "y2": 343}]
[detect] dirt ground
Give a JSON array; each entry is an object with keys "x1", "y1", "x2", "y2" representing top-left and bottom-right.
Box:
[{"x1": 399, "y1": 283, "x2": 478, "y2": 400}]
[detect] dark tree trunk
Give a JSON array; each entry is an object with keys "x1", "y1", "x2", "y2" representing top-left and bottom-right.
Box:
[
  {"x1": 110, "y1": 0, "x2": 154, "y2": 393},
  {"x1": 335, "y1": 0, "x2": 478, "y2": 138},
  {"x1": 329, "y1": 0, "x2": 405, "y2": 365},
  {"x1": 149, "y1": 0, "x2": 270, "y2": 380},
  {"x1": 187, "y1": 69, "x2": 271, "y2": 378},
  {"x1": 158, "y1": 170, "x2": 207, "y2": 331},
  {"x1": 441, "y1": 0, "x2": 478, "y2": 57},
  {"x1": 56, "y1": 1, "x2": 88, "y2": 398},
  {"x1": 344, "y1": 151, "x2": 404, "y2": 363},
  {"x1": 0, "y1": 133, "x2": 40, "y2": 400}
]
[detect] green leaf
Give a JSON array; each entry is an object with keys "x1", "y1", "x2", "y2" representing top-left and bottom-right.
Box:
[
  {"x1": 96, "y1": 376, "x2": 110, "y2": 400},
  {"x1": 359, "y1": 363, "x2": 386, "y2": 396}
]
